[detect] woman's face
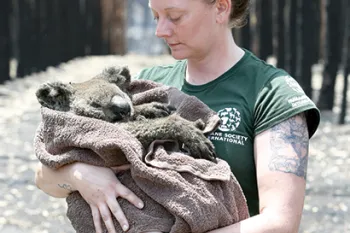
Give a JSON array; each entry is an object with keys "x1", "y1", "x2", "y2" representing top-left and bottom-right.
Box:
[{"x1": 149, "y1": 0, "x2": 221, "y2": 60}]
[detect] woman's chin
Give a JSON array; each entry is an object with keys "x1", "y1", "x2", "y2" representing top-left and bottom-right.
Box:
[{"x1": 170, "y1": 50, "x2": 189, "y2": 60}]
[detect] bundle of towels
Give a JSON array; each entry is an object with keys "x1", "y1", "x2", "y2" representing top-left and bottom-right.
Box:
[{"x1": 34, "y1": 79, "x2": 249, "y2": 233}]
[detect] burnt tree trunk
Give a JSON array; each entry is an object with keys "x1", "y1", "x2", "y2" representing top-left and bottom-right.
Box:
[
  {"x1": 295, "y1": 1, "x2": 320, "y2": 98},
  {"x1": 294, "y1": 0, "x2": 303, "y2": 84},
  {"x1": 259, "y1": 0, "x2": 273, "y2": 61},
  {"x1": 283, "y1": 0, "x2": 292, "y2": 73},
  {"x1": 60, "y1": 0, "x2": 84, "y2": 60},
  {"x1": 101, "y1": 0, "x2": 126, "y2": 55},
  {"x1": 37, "y1": 0, "x2": 56, "y2": 70},
  {"x1": 283, "y1": 0, "x2": 298, "y2": 77},
  {"x1": 233, "y1": 17, "x2": 251, "y2": 50},
  {"x1": 17, "y1": 0, "x2": 38, "y2": 77},
  {"x1": 0, "y1": 0, "x2": 11, "y2": 84},
  {"x1": 110, "y1": 0, "x2": 126, "y2": 55},
  {"x1": 318, "y1": 0, "x2": 344, "y2": 110},
  {"x1": 273, "y1": 0, "x2": 285, "y2": 69},
  {"x1": 319, "y1": 0, "x2": 327, "y2": 61},
  {"x1": 339, "y1": 0, "x2": 350, "y2": 124},
  {"x1": 86, "y1": 0, "x2": 103, "y2": 55},
  {"x1": 310, "y1": 0, "x2": 322, "y2": 65},
  {"x1": 241, "y1": 16, "x2": 251, "y2": 50},
  {"x1": 250, "y1": 0, "x2": 260, "y2": 56}
]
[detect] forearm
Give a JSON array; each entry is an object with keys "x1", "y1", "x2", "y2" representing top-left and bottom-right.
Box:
[
  {"x1": 35, "y1": 162, "x2": 77, "y2": 198},
  {"x1": 208, "y1": 209, "x2": 300, "y2": 233}
]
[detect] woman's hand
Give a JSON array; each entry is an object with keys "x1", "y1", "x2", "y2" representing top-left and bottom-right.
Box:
[{"x1": 70, "y1": 163, "x2": 144, "y2": 233}]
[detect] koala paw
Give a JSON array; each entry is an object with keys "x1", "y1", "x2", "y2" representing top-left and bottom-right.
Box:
[
  {"x1": 182, "y1": 133, "x2": 217, "y2": 163},
  {"x1": 193, "y1": 119, "x2": 206, "y2": 131},
  {"x1": 134, "y1": 102, "x2": 175, "y2": 119},
  {"x1": 169, "y1": 115, "x2": 216, "y2": 163}
]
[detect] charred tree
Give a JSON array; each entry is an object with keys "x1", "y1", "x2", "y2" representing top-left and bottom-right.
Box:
[
  {"x1": 232, "y1": 16, "x2": 251, "y2": 50},
  {"x1": 318, "y1": 0, "x2": 344, "y2": 110},
  {"x1": 0, "y1": 0, "x2": 11, "y2": 84},
  {"x1": 60, "y1": 0, "x2": 84, "y2": 60},
  {"x1": 241, "y1": 16, "x2": 251, "y2": 50},
  {"x1": 85, "y1": 0, "x2": 103, "y2": 55},
  {"x1": 36, "y1": 0, "x2": 56, "y2": 70},
  {"x1": 339, "y1": 0, "x2": 350, "y2": 125},
  {"x1": 249, "y1": 0, "x2": 260, "y2": 56},
  {"x1": 100, "y1": 0, "x2": 126, "y2": 55},
  {"x1": 259, "y1": 0, "x2": 273, "y2": 61},
  {"x1": 272, "y1": 0, "x2": 285, "y2": 69},
  {"x1": 295, "y1": 1, "x2": 321, "y2": 98},
  {"x1": 284, "y1": 0, "x2": 297, "y2": 77},
  {"x1": 17, "y1": 0, "x2": 38, "y2": 77}
]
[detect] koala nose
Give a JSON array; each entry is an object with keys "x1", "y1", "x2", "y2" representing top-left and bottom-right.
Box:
[{"x1": 110, "y1": 95, "x2": 131, "y2": 120}]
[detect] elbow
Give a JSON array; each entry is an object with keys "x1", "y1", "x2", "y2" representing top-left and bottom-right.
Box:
[
  {"x1": 261, "y1": 207, "x2": 302, "y2": 233},
  {"x1": 34, "y1": 162, "x2": 44, "y2": 190}
]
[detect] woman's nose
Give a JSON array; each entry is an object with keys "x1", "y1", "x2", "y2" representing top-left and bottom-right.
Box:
[{"x1": 155, "y1": 19, "x2": 172, "y2": 38}]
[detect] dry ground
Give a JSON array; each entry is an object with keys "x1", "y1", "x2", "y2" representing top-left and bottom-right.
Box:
[{"x1": 0, "y1": 55, "x2": 349, "y2": 233}]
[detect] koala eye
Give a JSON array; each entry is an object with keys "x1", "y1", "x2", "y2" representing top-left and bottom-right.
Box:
[{"x1": 90, "y1": 102, "x2": 102, "y2": 108}]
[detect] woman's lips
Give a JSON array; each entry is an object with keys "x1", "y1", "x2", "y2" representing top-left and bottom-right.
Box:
[{"x1": 168, "y1": 43, "x2": 181, "y2": 48}]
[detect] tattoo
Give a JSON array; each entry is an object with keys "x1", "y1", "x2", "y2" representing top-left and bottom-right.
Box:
[
  {"x1": 268, "y1": 113, "x2": 309, "y2": 179},
  {"x1": 58, "y1": 183, "x2": 73, "y2": 191}
]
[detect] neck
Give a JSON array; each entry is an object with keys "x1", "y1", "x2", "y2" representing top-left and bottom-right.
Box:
[{"x1": 185, "y1": 31, "x2": 244, "y2": 85}]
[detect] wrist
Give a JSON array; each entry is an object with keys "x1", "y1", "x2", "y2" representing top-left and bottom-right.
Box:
[{"x1": 65, "y1": 162, "x2": 84, "y2": 192}]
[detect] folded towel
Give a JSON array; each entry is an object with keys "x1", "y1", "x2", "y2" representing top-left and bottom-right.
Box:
[{"x1": 34, "y1": 80, "x2": 249, "y2": 233}]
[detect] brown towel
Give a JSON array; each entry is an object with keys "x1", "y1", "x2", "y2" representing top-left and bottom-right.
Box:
[{"x1": 34, "y1": 80, "x2": 249, "y2": 233}]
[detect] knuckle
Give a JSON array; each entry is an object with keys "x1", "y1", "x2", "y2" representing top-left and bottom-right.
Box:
[
  {"x1": 110, "y1": 205, "x2": 122, "y2": 216},
  {"x1": 101, "y1": 213, "x2": 110, "y2": 222},
  {"x1": 118, "y1": 188, "x2": 132, "y2": 197},
  {"x1": 92, "y1": 211, "x2": 99, "y2": 219}
]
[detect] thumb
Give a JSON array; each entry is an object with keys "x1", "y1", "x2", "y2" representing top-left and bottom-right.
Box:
[{"x1": 110, "y1": 164, "x2": 131, "y2": 173}]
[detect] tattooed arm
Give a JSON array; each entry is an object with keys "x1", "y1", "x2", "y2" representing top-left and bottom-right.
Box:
[
  {"x1": 207, "y1": 113, "x2": 309, "y2": 233},
  {"x1": 253, "y1": 112, "x2": 308, "y2": 231}
]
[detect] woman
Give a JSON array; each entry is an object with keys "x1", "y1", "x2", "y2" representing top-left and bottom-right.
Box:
[{"x1": 35, "y1": 0, "x2": 320, "y2": 232}]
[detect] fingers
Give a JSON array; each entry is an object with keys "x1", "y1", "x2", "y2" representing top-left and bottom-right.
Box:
[
  {"x1": 110, "y1": 164, "x2": 131, "y2": 173},
  {"x1": 115, "y1": 182, "x2": 144, "y2": 210},
  {"x1": 91, "y1": 205, "x2": 103, "y2": 233},
  {"x1": 107, "y1": 198, "x2": 129, "y2": 231},
  {"x1": 99, "y1": 204, "x2": 117, "y2": 233}
]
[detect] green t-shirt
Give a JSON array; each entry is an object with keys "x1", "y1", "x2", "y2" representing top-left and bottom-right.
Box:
[{"x1": 134, "y1": 49, "x2": 320, "y2": 216}]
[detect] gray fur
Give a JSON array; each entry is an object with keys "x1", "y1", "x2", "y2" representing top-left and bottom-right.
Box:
[{"x1": 36, "y1": 66, "x2": 216, "y2": 162}]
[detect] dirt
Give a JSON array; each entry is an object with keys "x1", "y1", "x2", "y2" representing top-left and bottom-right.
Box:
[{"x1": 0, "y1": 55, "x2": 349, "y2": 233}]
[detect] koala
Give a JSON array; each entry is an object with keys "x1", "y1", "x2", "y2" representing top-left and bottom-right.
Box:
[{"x1": 35, "y1": 66, "x2": 216, "y2": 162}]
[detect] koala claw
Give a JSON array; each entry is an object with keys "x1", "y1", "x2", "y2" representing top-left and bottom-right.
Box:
[
  {"x1": 134, "y1": 102, "x2": 175, "y2": 119},
  {"x1": 193, "y1": 119, "x2": 206, "y2": 131},
  {"x1": 180, "y1": 127, "x2": 217, "y2": 163}
]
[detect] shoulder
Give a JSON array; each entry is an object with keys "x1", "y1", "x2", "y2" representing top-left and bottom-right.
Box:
[
  {"x1": 133, "y1": 60, "x2": 186, "y2": 86},
  {"x1": 244, "y1": 50, "x2": 320, "y2": 139},
  {"x1": 241, "y1": 49, "x2": 288, "y2": 81}
]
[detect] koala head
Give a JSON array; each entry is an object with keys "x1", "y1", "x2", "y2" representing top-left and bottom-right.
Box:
[{"x1": 36, "y1": 66, "x2": 134, "y2": 122}]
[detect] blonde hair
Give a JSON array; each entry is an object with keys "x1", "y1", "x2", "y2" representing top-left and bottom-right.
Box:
[{"x1": 204, "y1": 0, "x2": 250, "y2": 28}]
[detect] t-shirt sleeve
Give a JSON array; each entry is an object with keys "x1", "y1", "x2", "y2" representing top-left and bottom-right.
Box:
[
  {"x1": 131, "y1": 61, "x2": 186, "y2": 89},
  {"x1": 132, "y1": 67, "x2": 154, "y2": 80},
  {"x1": 132, "y1": 65, "x2": 173, "y2": 83},
  {"x1": 254, "y1": 75, "x2": 320, "y2": 138}
]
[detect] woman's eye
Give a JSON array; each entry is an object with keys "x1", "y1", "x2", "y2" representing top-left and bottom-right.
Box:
[{"x1": 169, "y1": 16, "x2": 181, "y2": 22}]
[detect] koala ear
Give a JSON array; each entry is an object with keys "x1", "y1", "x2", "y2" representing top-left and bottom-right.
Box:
[
  {"x1": 118, "y1": 66, "x2": 131, "y2": 81},
  {"x1": 35, "y1": 82, "x2": 72, "y2": 111},
  {"x1": 103, "y1": 66, "x2": 131, "y2": 88}
]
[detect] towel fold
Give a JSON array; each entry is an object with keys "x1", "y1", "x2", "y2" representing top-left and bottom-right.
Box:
[{"x1": 34, "y1": 79, "x2": 249, "y2": 233}]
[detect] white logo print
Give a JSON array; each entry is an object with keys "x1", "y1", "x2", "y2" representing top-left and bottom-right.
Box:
[
  {"x1": 284, "y1": 76, "x2": 304, "y2": 94},
  {"x1": 209, "y1": 107, "x2": 248, "y2": 146},
  {"x1": 217, "y1": 108, "x2": 241, "y2": 132}
]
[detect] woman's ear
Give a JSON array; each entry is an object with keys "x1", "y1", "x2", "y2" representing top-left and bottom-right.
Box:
[{"x1": 215, "y1": 0, "x2": 231, "y2": 24}]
